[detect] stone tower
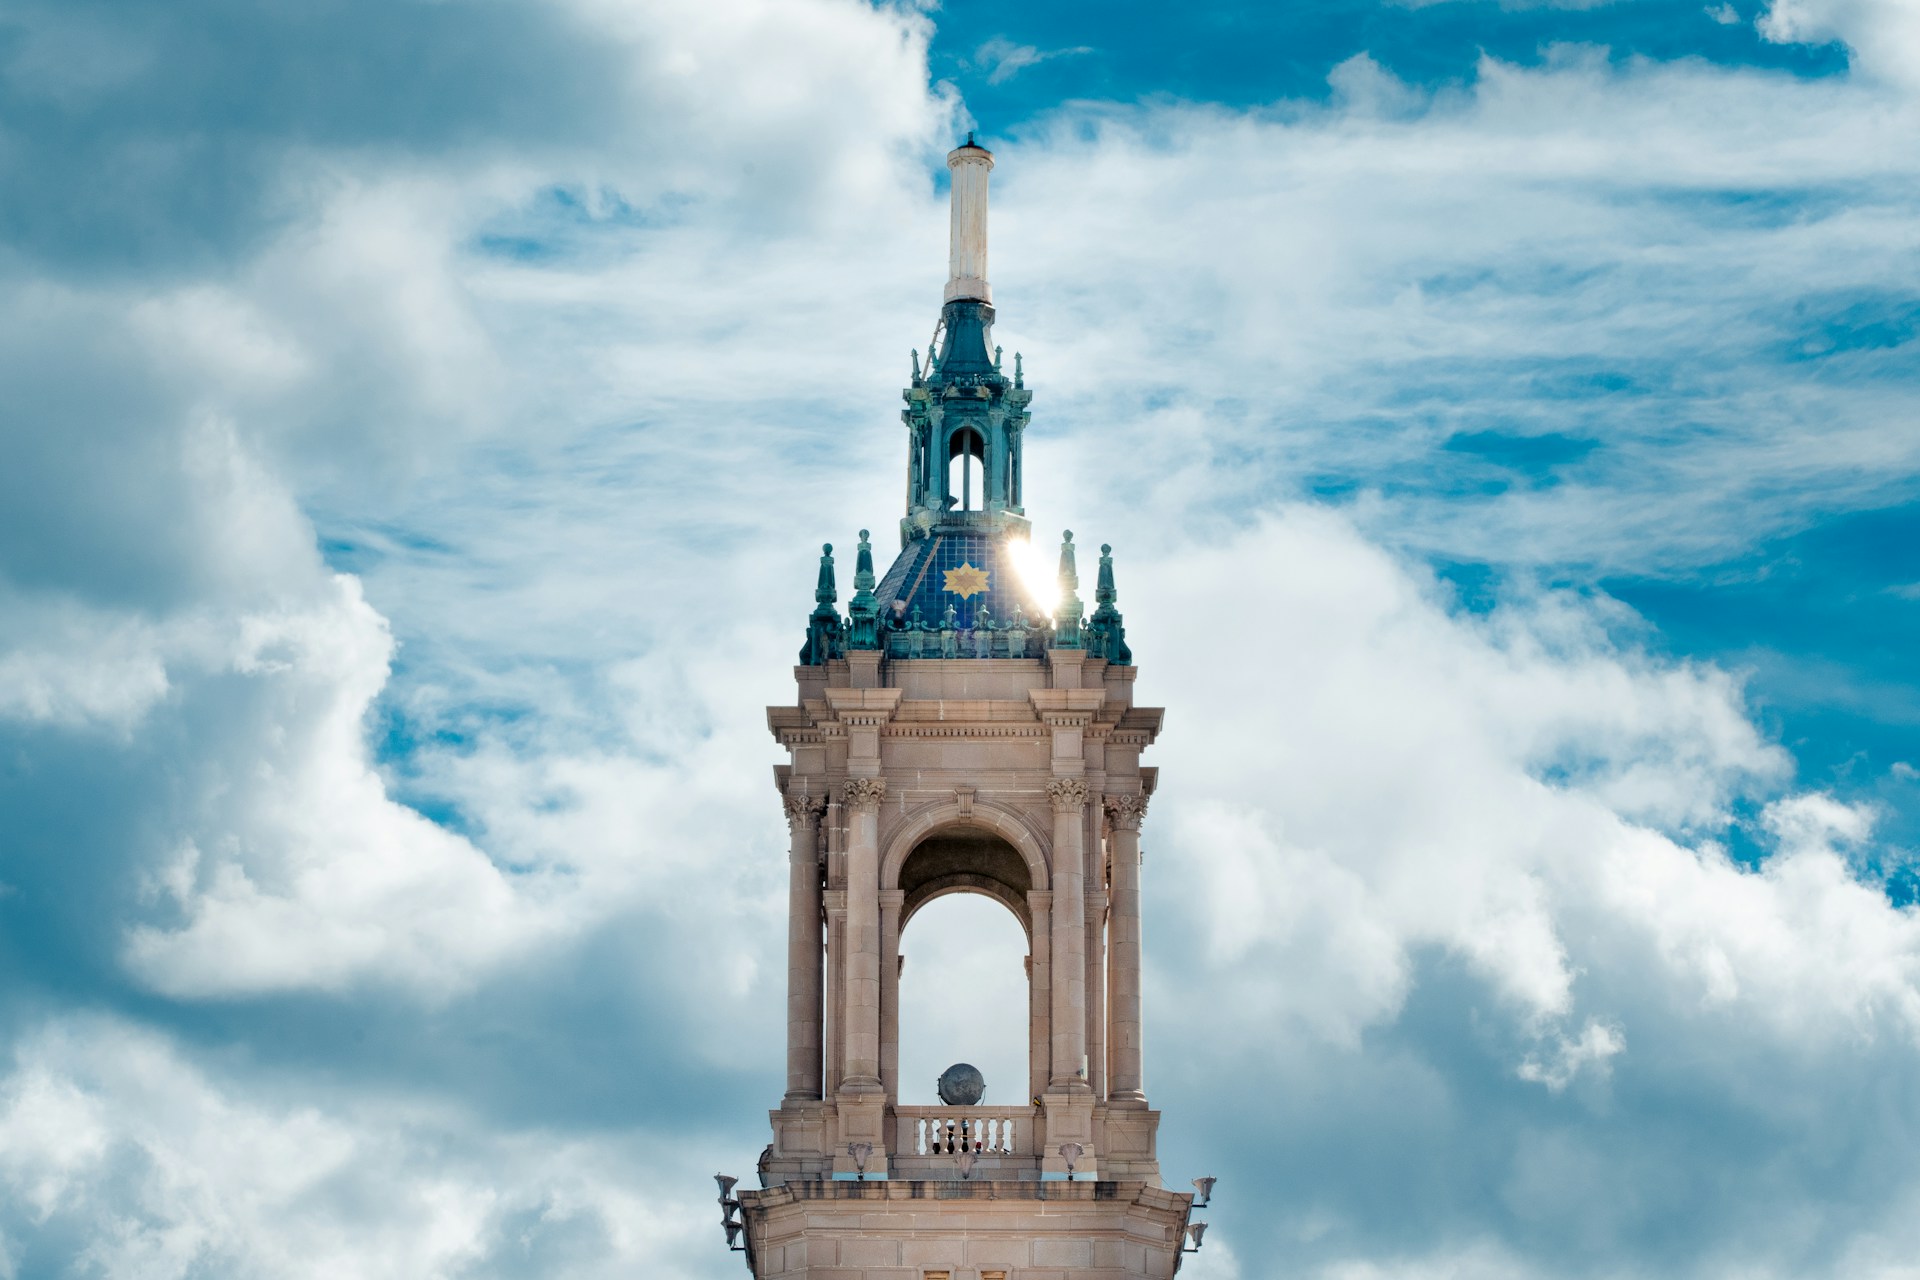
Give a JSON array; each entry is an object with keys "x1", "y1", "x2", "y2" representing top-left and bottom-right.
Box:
[{"x1": 724, "y1": 138, "x2": 1208, "y2": 1280}]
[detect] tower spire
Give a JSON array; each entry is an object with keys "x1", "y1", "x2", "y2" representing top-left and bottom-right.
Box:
[
  {"x1": 945, "y1": 135, "x2": 993, "y2": 305},
  {"x1": 897, "y1": 134, "x2": 1033, "y2": 543}
]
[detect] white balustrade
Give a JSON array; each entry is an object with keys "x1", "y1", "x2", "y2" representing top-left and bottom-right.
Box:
[{"x1": 893, "y1": 1106, "x2": 1034, "y2": 1158}]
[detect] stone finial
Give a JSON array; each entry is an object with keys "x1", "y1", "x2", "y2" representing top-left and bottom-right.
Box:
[
  {"x1": 1053, "y1": 531, "x2": 1084, "y2": 648},
  {"x1": 854, "y1": 531, "x2": 876, "y2": 593},
  {"x1": 1088, "y1": 542, "x2": 1131, "y2": 665},
  {"x1": 801, "y1": 544, "x2": 845, "y2": 665},
  {"x1": 815, "y1": 543, "x2": 837, "y2": 605},
  {"x1": 847, "y1": 530, "x2": 880, "y2": 650}
]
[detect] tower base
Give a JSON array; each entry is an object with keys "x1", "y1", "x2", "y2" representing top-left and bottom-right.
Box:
[{"x1": 738, "y1": 1179, "x2": 1194, "y2": 1279}]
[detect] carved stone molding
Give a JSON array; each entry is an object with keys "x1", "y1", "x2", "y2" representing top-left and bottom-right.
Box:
[
  {"x1": 842, "y1": 777, "x2": 889, "y2": 810},
  {"x1": 1046, "y1": 777, "x2": 1090, "y2": 812},
  {"x1": 1102, "y1": 793, "x2": 1148, "y2": 831},
  {"x1": 783, "y1": 793, "x2": 825, "y2": 830}
]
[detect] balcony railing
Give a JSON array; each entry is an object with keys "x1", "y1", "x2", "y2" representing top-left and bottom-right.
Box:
[{"x1": 893, "y1": 1106, "x2": 1036, "y2": 1158}]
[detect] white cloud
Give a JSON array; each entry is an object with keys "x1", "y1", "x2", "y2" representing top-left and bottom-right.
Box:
[
  {"x1": 0, "y1": 609, "x2": 172, "y2": 732},
  {"x1": 1131, "y1": 513, "x2": 1920, "y2": 1271},
  {"x1": 3, "y1": 1, "x2": 1920, "y2": 1276},
  {"x1": 972, "y1": 36, "x2": 1094, "y2": 86},
  {"x1": 983, "y1": 54, "x2": 1920, "y2": 575},
  {"x1": 1762, "y1": 0, "x2": 1920, "y2": 88},
  {"x1": 0, "y1": 1016, "x2": 728, "y2": 1280},
  {"x1": 1137, "y1": 510, "x2": 1792, "y2": 1041},
  {"x1": 0, "y1": 0, "x2": 946, "y2": 1003},
  {"x1": 1518, "y1": 1018, "x2": 1626, "y2": 1090}
]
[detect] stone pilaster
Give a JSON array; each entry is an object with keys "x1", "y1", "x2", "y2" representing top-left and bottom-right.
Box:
[
  {"x1": 878, "y1": 888, "x2": 904, "y2": 1102},
  {"x1": 1104, "y1": 793, "x2": 1148, "y2": 1104},
  {"x1": 1086, "y1": 886, "x2": 1108, "y2": 1099},
  {"x1": 1046, "y1": 775, "x2": 1090, "y2": 1092},
  {"x1": 840, "y1": 776, "x2": 887, "y2": 1092},
  {"x1": 783, "y1": 792, "x2": 826, "y2": 1102},
  {"x1": 1026, "y1": 888, "x2": 1052, "y2": 1104},
  {"x1": 823, "y1": 888, "x2": 846, "y2": 1094}
]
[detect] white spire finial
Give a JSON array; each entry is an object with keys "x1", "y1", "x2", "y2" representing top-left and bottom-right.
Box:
[{"x1": 945, "y1": 136, "x2": 993, "y2": 305}]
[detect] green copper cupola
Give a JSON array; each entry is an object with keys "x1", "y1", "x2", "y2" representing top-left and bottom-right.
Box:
[
  {"x1": 900, "y1": 137, "x2": 1033, "y2": 543},
  {"x1": 796, "y1": 140, "x2": 1132, "y2": 667}
]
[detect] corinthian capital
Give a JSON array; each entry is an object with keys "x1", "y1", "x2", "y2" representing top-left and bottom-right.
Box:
[
  {"x1": 1102, "y1": 793, "x2": 1148, "y2": 830},
  {"x1": 842, "y1": 776, "x2": 888, "y2": 809},
  {"x1": 783, "y1": 792, "x2": 824, "y2": 829},
  {"x1": 1046, "y1": 777, "x2": 1090, "y2": 812}
]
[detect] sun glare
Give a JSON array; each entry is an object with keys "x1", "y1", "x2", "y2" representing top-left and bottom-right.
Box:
[{"x1": 1006, "y1": 535, "x2": 1061, "y2": 615}]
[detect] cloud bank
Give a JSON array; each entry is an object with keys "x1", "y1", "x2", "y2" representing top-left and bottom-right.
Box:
[{"x1": 2, "y1": 0, "x2": 1918, "y2": 1276}]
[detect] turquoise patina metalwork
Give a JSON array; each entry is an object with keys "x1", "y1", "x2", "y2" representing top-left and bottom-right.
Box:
[
  {"x1": 796, "y1": 139, "x2": 1135, "y2": 666},
  {"x1": 1086, "y1": 543, "x2": 1132, "y2": 665},
  {"x1": 847, "y1": 530, "x2": 881, "y2": 651},
  {"x1": 799, "y1": 543, "x2": 845, "y2": 665},
  {"x1": 1052, "y1": 531, "x2": 1084, "y2": 650}
]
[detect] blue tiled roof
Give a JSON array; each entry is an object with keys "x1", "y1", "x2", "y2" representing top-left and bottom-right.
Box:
[{"x1": 875, "y1": 532, "x2": 1047, "y2": 632}]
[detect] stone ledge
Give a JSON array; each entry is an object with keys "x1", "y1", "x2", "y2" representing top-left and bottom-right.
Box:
[{"x1": 741, "y1": 1178, "x2": 1188, "y2": 1211}]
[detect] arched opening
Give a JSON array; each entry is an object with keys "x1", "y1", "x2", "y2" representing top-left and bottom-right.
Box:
[
  {"x1": 946, "y1": 427, "x2": 985, "y2": 512},
  {"x1": 894, "y1": 829, "x2": 1032, "y2": 1106},
  {"x1": 897, "y1": 894, "x2": 1029, "y2": 1106}
]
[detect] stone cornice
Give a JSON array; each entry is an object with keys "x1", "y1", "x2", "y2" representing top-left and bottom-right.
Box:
[
  {"x1": 1028, "y1": 689, "x2": 1108, "y2": 721},
  {"x1": 891, "y1": 699, "x2": 1041, "y2": 723},
  {"x1": 881, "y1": 724, "x2": 1049, "y2": 738},
  {"x1": 1115, "y1": 706, "x2": 1165, "y2": 743},
  {"x1": 823, "y1": 687, "x2": 904, "y2": 729}
]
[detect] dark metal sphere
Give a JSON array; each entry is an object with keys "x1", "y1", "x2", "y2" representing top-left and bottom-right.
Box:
[{"x1": 937, "y1": 1062, "x2": 985, "y2": 1106}]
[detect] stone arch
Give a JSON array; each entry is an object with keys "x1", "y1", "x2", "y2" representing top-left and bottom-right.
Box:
[
  {"x1": 881, "y1": 797, "x2": 1054, "y2": 1114},
  {"x1": 880, "y1": 797, "x2": 1050, "y2": 899},
  {"x1": 901, "y1": 861, "x2": 1031, "y2": 940}
]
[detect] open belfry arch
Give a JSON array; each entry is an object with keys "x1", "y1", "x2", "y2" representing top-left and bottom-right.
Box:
[{"x1": 724, "y1": 137, "x2": 1212, "y2": 1279}]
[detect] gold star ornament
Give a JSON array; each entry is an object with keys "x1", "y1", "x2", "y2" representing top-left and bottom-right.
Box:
[{"x1": 943, "y1": 562, "x2": 990, "y2": 599}]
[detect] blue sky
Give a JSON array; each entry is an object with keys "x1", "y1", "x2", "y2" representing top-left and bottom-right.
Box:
[{"x1": 1, "y1": 0, "x2": 1918, "y2": 1276}]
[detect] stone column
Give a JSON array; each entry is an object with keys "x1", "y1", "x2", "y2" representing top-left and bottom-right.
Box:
[
  {"x1": 1026, "y1": 889, "x2": 1052, "y2": 1104},
  {"x1": 1104, "y1": 794, "x2": 1148, "y2": 1104},
  {"x1": 783, "y1": 793, "x2": 825, "y2": 1102},
  {"x1": 840, "y1": 777, "x2": 887, "y2": 1092},
  {"x1": 1047, "y1": 777, "x2": 1090, "y2": 1091},
  {"x1": 878, "y1": 888, "x2": 904, "y2": 1102}
]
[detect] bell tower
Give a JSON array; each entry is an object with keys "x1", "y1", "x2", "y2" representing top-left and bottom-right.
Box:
[{"x1": 722, "y1": 138, "x2": 1212, "y2": 1279}]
